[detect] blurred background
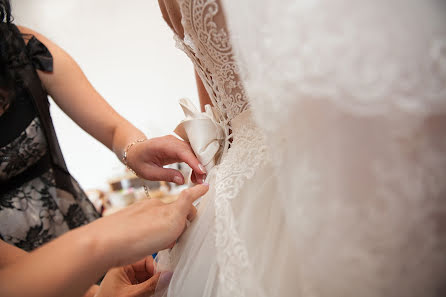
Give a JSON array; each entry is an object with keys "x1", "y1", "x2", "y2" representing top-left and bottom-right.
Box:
[{"x1": 12, "y1": 0, "x2": 199, "y2": 196}]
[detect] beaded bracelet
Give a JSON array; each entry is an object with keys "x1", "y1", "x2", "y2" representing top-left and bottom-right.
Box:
[{"x1": 122, "y1": 138, "x2": 151, "y2": 199}]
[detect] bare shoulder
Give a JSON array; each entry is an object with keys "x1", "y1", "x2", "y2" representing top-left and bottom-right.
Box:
[
  {"x1": 16, "y1": 25, "x2": 54, "y2": 47},
  {"x1": 15, "y1": 26, "x2": 73, "y2": 88},
  {"x1": 16, "y1": 25, "x2": 35, "y2": 35},
  {"x1": 16, "y1": 25, "x2": 69, "y2": 66}
]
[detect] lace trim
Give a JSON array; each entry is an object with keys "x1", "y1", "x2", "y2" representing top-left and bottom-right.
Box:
[
  {"x1": 0, "y1": 118, "x2": 47, "y2": 180},
  {"x1": 175, "y1": 0, "x2": 249, "y2": 123},
  {"x1": 213, "y1": 115, "x2": 268, "y2": 297}
]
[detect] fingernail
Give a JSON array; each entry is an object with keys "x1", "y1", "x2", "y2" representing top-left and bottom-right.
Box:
[
  {"x1": 198, "y1": 164, "x2": 207, "y2": 174},
  {"x1": 158, "y1": 271, "x2": 173, "y2": 287},
  {"x1": 173, "y1": 176, "x2": 183, "y2": 185}
]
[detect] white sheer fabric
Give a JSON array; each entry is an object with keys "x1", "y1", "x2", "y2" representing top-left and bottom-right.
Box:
[
  {"x1": 155, "y1": 0, "x2": 299, "y2": 296},
  {"x1": 223, "y1": 0, "x2": 446, "y2": 296},
  {"x1": 155, "y1": 0, "x2": 446, "y2": 296}
]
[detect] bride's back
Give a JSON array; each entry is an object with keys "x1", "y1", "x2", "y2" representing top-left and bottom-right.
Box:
[
  {"x1": 158, "y1": 1, "x2": 446, "y2": 297},
  {"x1": 156, "y1": 3, "x2": 301, "y2": 297},
  {"x1": 158, "y1": 0, "x2": 249, "y2": 124}
]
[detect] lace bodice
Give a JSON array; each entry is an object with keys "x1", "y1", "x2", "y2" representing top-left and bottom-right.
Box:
[{"x1": 174, "y1": 0, "x2": 249, "y2": 123}]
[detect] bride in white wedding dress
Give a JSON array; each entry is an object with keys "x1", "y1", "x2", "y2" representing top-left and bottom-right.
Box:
[{"x1": 155, "y1": 0, "x2": 446, "y2": 296}]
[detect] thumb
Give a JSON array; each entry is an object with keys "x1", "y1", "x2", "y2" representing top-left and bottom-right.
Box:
[
  {"x1": 132, "y1": 272, "x2": 161, "y2": 296},
  {"x1": 141, "y1": 166, "x2": 185, "y2": 185}
]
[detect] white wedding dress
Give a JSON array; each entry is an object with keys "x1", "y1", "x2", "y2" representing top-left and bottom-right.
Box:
[
  {"x1": 155, "y1": 1, "x2": 298, "y2": 296},
  {"x1": 155, "y1": 0, "x2": 446, "y2": 296}
]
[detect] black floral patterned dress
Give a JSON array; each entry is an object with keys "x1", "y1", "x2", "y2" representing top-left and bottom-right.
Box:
[{"x1": 0, "y1": 26, "x2": 100, "y2": 251}]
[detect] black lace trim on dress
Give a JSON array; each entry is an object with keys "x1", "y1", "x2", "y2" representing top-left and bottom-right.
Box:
[{"x1": 0, "y1": 153, "x2": 51, "y2": 195}]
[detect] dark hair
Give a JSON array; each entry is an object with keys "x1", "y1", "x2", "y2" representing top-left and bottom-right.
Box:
[
  {"x1": 0, "y1": 0, "x2": 11, "y2": 23},
  {"x1": 0, "y1": 0, "x2": 21, "y2": 110}
]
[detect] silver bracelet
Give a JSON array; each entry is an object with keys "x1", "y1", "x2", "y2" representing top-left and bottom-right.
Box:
[{"x1": 122, "y1": 138, "x2": 151, "y2": 199}]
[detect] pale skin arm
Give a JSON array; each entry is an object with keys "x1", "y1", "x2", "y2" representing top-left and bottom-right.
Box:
[
  {"x1": 18, "y1": 26, "x2": 142, "y2": 161},
  {"x1": 195, "y1": 70, "x2": 212, "y2": 111},
  {"x1": 0, "y1": 241, "x2": 100, "y2": 297},
  {"x1": 0, "y1": 240, "x2": 27, "y2": 266},
  {"x1": 0, "y1": 184, "x2": 208, "y2": 297},
  {"x1": 0, "y1": 27, "x2": 209, "y2": 296},
  {"x1": 18, "y1": 26, "x2": 206, "y2": 183},
  {"x1": 158, "y1": 0, "x2": 213, "y2": 112},
  {"x1": 0, "y1": 229, "x2": 106, "y2": 297}
]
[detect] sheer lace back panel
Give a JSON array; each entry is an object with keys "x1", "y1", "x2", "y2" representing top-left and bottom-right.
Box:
[
  {"x1": 158, "y1": 2, "x2": 272, "y2": 297},
  {"x1": 173, "y1": 0, "x2": 249, "y2": 124}
]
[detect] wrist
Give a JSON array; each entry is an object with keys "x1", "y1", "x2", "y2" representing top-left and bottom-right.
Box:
[
  {"x1": 111, "y1": 125, "x2": 146, "y2": 162},
  {"x1": 122, "y1": 138, "x2": 148, "y2": 175},
  {"x1": 73, "y1": 220, "x2": 117, "y2": 271}
]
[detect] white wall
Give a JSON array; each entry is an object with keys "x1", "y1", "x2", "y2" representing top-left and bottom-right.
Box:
[{"x1": 12, "y1": 0, "x2": 198, "y2": 190}]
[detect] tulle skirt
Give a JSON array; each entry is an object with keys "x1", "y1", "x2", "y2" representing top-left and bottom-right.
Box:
[{"x1": 154, "y1": 112, "x2": 300, "y2": 297}]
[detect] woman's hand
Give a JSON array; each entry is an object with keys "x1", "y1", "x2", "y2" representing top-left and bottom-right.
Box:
[
  {"x1": 125, "y1": 135, "x2": 207, "y2": 185},
  {"x1": 19, "y1": 27, "x2": 206, "y2": 186},
  {"x1": 95, "y1": 256, "x2": 170, "y2": 297},
  {"x1": 91, "y1": 183, "x2": 209, "y2": 268},
  {"x1": 0, "y1": 184, "x2": 207, "y2": 297}
]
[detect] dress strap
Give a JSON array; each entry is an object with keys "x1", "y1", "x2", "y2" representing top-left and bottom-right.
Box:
[{"x1": 10, "y1": 24, "x2": 77, "y2": 195}]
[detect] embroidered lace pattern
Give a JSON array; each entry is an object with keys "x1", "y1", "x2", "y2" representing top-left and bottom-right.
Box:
[
  {"x1": 173, "y1": 1, "x2": 266, "y2": 296},
  {"x1": 213, "y1": 115, "x2": 267, "y2": 297},
  {"x1": 175, "y1": 0, "x2": 249, "y2": 124}
]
